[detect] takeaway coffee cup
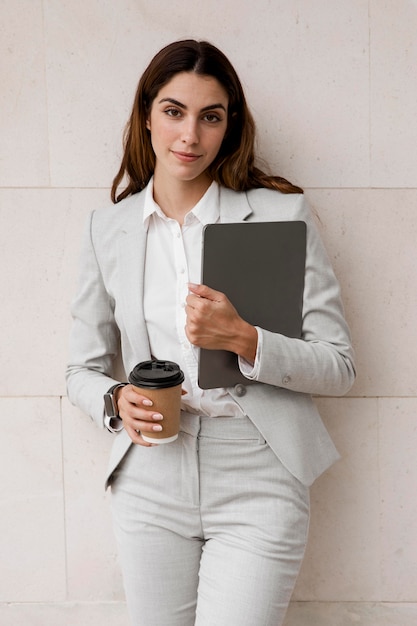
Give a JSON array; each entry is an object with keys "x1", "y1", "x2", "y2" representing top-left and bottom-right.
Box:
[{"x1": 128, "y1": 360, "x2": 185, "y2": 444}]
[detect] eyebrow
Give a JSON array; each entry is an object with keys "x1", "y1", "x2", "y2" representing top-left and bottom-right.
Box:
[{"x1": 158, "y1": 97, "x2": 227, "y2": 113}]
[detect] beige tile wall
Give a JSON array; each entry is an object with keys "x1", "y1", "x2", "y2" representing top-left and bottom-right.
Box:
[{"x1": 1, "y1": 1, "x2": 416, "y2": 624}]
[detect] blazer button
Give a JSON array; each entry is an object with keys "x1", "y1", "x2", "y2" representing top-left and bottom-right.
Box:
[
  {"x1": 282, "y1": 375, "x2": 292, "y2": 385},
  {"x1": 234, "y1": 383, "x2": 247, "y2": 397}
]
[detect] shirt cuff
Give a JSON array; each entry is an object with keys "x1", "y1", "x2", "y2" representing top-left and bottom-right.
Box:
[{"x1": 238, "y1": 326, "x2": 262, "y2": 380}]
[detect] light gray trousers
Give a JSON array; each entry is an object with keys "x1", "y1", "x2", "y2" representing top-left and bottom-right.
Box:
[{"x1": 110, "y1": 414, "x2": 310, "y2": 626}]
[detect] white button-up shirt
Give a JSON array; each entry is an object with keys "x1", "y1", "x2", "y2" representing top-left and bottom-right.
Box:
[{"x1": 143, "y1": 179, "x2": 261, "y2": 418}]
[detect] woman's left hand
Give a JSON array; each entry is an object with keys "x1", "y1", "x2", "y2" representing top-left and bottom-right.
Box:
[{"x1": 185, "y1": 283, "x2": 257, "y2": 363}]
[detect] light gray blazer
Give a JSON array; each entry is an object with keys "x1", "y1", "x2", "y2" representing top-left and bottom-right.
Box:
[{"x1": 66, "y1": 185, "x2": 355, "y2": 487}]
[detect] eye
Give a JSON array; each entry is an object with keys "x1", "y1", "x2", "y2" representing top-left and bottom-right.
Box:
[
  {"x1": 164, "y1": 107, "x2": 182, "y2": 118},
  {"x1": 203, "y1": 112, "x2": 222, "y2": 123}
]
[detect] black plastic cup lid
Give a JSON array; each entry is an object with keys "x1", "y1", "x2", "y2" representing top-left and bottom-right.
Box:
[{"x1": 128, "y1": 360, "x2": 185, "y2": 389}]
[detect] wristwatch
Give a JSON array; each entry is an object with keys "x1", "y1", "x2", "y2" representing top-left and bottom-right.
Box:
[{"x1": 104, "y1": 383, "x2": 127, "y2": 432}]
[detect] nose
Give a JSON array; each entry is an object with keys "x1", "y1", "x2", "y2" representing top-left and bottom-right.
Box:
[{"x1": 181, "y1": 117, "x2": 199, "y2": 145}]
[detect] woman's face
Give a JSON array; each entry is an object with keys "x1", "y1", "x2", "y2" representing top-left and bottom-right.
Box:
[{"x1": 146, "y1": 72, "x2": 229, "y2": 188}]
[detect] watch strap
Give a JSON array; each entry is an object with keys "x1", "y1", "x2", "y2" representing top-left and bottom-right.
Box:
[{"x1": 104, "y1": 382, "x2": 128, "y2": 418}]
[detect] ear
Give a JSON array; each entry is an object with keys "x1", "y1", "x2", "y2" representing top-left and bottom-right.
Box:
[{"x1": 146, "y1": 118, "x2": 151, "y2": 131}]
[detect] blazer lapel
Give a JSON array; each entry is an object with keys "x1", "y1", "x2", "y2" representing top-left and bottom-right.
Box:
[
  {"x1": 219, "y1": 186, "x2": 253, "y2": 222},
  {"x1": 117, "y1": 193, "x2": 151, "y2": 363}
]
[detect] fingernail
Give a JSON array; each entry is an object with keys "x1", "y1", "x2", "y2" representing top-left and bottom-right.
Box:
[
  {"x1": 152, "y1": 424, "x2": 163, "y2": 432},
  {"x1": 143, "y1": 399, "x2": 153, "y2": 406},
  {"x1": 152, "y1": 413, "x2": 163, "y2": 421}
]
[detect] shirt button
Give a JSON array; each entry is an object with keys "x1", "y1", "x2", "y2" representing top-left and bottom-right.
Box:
[
  {"x1": 234, "y1": 384, "x2": 247, "y2": 397},
  {"x1": 282, "y1": 375, "x2": 292, "y2": 385}
]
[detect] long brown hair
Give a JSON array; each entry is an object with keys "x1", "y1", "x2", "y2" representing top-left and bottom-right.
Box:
[{"x1": 111, "y1": 40, "x2": 302, "y2": 203}]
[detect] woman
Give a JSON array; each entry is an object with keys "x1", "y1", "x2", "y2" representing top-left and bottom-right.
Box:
[{"x1": 66, "y1": 39, "x2": 355, "y2": 626}]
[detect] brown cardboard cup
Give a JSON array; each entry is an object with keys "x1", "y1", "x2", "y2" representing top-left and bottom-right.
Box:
[{"x1": 128, "y1": 360, "x2": 185, "y2": 444}]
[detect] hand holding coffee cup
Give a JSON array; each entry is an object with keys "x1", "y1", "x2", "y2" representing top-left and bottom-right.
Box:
[
  {"x1": 115, "y1": 384, "x2": 164, "y2": 446},
  {"x1": 127, "y1": 360, "x2": 185, "y2": 444}
]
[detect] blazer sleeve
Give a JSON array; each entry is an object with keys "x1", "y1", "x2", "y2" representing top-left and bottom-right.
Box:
[
  {"x1": 254, "y1": 194, "x2": 356, "y2": 396},
  {"x1": 66, "y1": 211, "x2": 122, "y2": 428}
]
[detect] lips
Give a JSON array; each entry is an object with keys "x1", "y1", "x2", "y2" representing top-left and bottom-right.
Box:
[{"x1": 172, "y1": 151, "x2": 202, "y2": 162}]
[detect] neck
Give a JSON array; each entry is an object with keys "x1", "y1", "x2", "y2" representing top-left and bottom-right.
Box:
[{"x1": 152, "y1": 172, "x2": 212, "y2": 225}]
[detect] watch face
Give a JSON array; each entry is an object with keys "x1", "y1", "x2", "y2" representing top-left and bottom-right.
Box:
[{"x1": 104, "y1": 393, "x2": 117, "y2": 418}]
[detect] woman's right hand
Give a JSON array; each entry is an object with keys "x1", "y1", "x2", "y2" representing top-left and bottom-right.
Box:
[{"x1": 116, "y1": 384, "x2": 163, "y2": 446}]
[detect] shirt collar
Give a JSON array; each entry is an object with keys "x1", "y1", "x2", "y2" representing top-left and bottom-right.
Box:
[{"x1": 142, "y1": 177, "x2": 220, "y2": 229}]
